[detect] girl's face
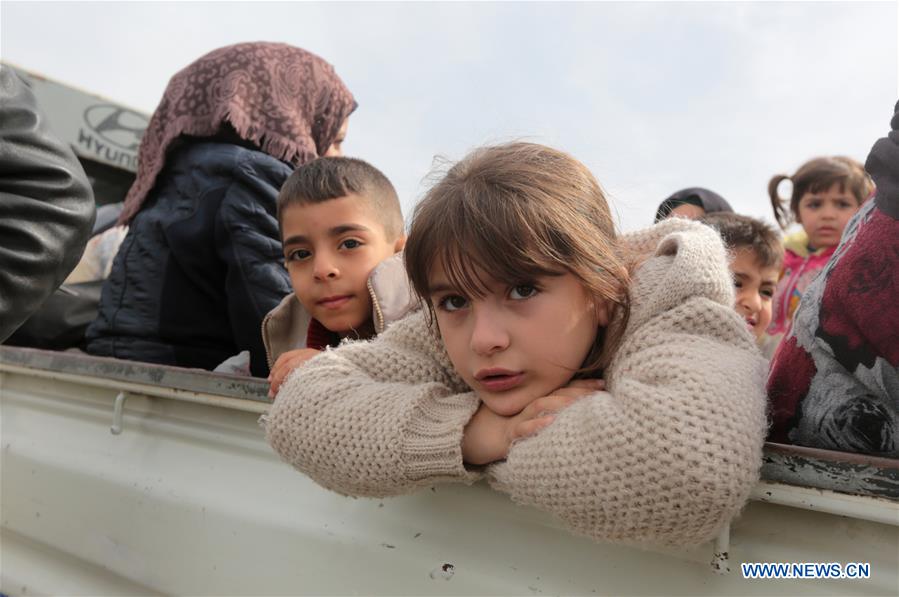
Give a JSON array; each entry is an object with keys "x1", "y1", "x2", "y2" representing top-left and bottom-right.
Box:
[
  {"x1": 796, "y1": 182, "x2": 861, "y2": 249},
  {"x1": 429, "y1": 263, "x2": 608, "y2": 416}
]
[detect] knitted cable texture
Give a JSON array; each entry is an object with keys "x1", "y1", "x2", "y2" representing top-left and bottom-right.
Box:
[
  {"x1": 264, "y1": 218, "x2": 768, "y2": 547},
  {"x1": 265, "y1": 313, "x2": 482, "y2": 497}
]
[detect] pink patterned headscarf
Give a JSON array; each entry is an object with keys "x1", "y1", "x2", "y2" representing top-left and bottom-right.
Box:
[{"x1": 119, "y1": 42, "x2": 356, "y2": 224}]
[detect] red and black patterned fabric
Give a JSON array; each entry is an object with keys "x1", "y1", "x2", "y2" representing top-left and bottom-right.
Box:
[{"x1": 767, "y1": 101, "x2": 899, "y2": 457}]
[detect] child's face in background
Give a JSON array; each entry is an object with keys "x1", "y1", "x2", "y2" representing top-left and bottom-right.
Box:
[
  {"x1": 730, "y1": 248, "x2": 778, "y2": 339},
  {"x1": 796, "y1": 182, "x2": 861, "y2": 249},
  {"x1": 282, "y1": 194, "x2": 404, "y2": 337},
  {"x1": 429, "y1": 264, "x2": 607, "y2": 416},
  {"x1": 323, "y1": 118, "x2": 349, "y2": 157},
  {"x1": 667, "y1": 203, "x2": 706, "y2": 220}
]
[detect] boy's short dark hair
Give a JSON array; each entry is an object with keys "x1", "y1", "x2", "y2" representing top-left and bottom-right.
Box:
[
  {"x1": 277, "y1": 157, "x2": 404, "y2": 240},
  {"x1": 700, "y1": 212, "x2": 784, "y2": 270}
]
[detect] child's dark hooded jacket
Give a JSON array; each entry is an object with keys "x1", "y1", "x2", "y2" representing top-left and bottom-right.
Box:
[{"x1": 85, "y1": 42, "x2": 356, "y2": 377}]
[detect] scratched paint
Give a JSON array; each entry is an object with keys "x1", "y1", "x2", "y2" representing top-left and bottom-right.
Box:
[{"x1": 761, "y1": 445, "x2": 899, "y2": 499}]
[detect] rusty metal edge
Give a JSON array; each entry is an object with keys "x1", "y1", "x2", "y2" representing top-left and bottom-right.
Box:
[
  {"x1": 761, "y1": 443, "x2": 898, "y2": 501},
  {"x1": 0, "y1": 345, "x2": 268, "y2": 402}
]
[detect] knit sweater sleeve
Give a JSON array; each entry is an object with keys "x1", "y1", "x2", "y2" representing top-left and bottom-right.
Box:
[
  {"x1": 488, "y1": 220, "x2": 769, "y2": 548},
  {"x1": 263, "y1": 310, "x2": 483, "y2": 497}
]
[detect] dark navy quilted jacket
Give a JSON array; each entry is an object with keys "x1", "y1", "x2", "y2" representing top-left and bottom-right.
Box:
[{"x1": 86, "y1": 140, "x2": 292, "y2": 377}]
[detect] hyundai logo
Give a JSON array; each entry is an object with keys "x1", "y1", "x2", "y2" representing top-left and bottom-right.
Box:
[{"x1": 83, "y1": 105, "x2": 148, "y2": 151}]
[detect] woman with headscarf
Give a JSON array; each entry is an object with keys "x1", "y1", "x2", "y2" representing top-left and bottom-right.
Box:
[
  {"x1": 86, "y1": 42, "x2": 356, "y2": 378},
  {"x1": 653, "y1": 187, "x2": 733, "y2": 223}
]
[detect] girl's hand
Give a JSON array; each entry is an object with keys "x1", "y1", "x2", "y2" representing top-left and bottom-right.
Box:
[
  {"x1": 461, "y1": 379, "x2": 604, "y2": 465},
  {"x1": 268, "y1": 348, "x2": 321, "y2": 399}
]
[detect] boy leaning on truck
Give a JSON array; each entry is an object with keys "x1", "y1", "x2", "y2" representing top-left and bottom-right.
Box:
[{"x1": 264, "y1": 157, "x2": 413, "y2": 398}]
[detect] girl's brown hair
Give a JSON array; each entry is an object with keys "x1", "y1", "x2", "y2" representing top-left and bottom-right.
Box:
[
  {"x1": 404, "y1": 142, "x2": 631, "y2": 373},
  {"x1": 768, "y1": 156, "x2": 874, "y2": 229}
]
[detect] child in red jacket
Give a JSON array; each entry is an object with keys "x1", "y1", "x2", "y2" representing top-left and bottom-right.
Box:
[{"x1": 764, "y1": 156, "x2": 874, "y2": 354}]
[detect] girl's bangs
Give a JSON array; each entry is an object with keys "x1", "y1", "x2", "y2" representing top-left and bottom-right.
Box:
[
  {"x1": 421, "y1": 210, "x2": 567, "y2": 300},
  {"x1": 807, "y1": 176, "x2": 847, "y2": 195}
]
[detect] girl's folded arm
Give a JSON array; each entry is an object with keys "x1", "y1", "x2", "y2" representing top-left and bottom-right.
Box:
[
  {"x1": 487, "y1": 223, "x2": 769, "y2": 547},
  {"x1": 263, "y1": 311, "x2": 483, "y2": 497},
  {"x1": 488, "y1": 297, "x2": 768, "y2": 547}
]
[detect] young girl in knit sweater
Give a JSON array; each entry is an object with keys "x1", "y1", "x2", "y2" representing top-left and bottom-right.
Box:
[
  {"x1": 264, "y1": 142, "x2": 768, "y2": 548},
  {"x1": 765, "y1": 157, "x2": 874, "y2": 351}
]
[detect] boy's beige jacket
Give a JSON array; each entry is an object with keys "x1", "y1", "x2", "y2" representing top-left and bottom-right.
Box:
[
  {"x1": 261, "y1": 252, "x2": 417, "y2": 368},
  {"x1": 264, "y1": 219, "x2": 769, "y2": 548}
]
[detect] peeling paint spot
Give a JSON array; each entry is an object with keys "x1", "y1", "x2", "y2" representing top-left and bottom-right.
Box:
[
  {"x1": 430, "y1": 563, "x2": 455, "y2": 580},
  {"x1": 381, "y1": 543, "x2": 395, "y2": 549},
  {"x1": 414, "y1": 532, "x2": 421, "y2": 538},
  {"x1": 711, "y1": 551, "x2": 731, "y2": 575}
]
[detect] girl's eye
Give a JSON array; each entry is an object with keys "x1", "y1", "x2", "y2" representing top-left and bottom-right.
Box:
[
  {"x1": 437, "y1": 295, "x2": 468, "y2": 312},
  {"x1": 287, "y1": 248, "x2": 311, "y2": 261},
  {"x1": 733, "y1": 280, "x2": 743, "y2": 289},
  {"x1": 806, "y1": 201, "x2": 821, "y2": 209},
  {"x1": 509, "y1": 285, "x2": 538, "y2": 300},
  {"x1": 340, "y1": 239, "x2": 362, "y2": 250},
  {"x1": 837, "y1": 201, "x2": 854, "y2": 209},
  {"x1": 761, "y1": 288, "x2": 775, "y2": 299}
]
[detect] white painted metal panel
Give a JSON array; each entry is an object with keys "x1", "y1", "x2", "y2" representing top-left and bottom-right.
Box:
[{"x1": 2, "y1": 367, "x2": 897, "y2": 595}]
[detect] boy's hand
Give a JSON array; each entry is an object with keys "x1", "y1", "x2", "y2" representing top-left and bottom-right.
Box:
[
  {"x1": 461, "y1": 379, "x2": 603, "y2": 465},
  {"x1": 268, "y1": 348, "x2": 321, "y2": 399}
]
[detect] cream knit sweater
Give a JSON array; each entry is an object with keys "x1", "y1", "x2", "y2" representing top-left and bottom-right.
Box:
[{"x1": 264, "y1": 218, "x2": 768, "y2": 548}]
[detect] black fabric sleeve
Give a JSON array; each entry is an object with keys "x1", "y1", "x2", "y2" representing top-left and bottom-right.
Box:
[
  {"x1": 215, "y1": 155, "x2": 292, "y2": 377},
  {"x1": 0, "y1": 66, "x2": 96, "y2": 342},
  {"x1": 865, "y1": 99, "x2": 899, "y2": 218}
]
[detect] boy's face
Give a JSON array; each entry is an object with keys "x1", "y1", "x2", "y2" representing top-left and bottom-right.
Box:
[
  {"x1": 429, "y1": 263, "x2": 608, "y2": 416},
  {"x1": 282, "y1": 194, "x2": 404, "y2": 336},
  {"x1": 730, "y1": 248, "x2": 778, "y2": 339}
]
